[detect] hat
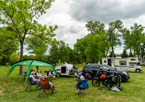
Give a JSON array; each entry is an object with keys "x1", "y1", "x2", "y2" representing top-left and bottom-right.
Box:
[
  {"x1": 44, "y1": 75, "x2": 48, "y2": 80},
  {"x1": 31, "y1": 71, "x2": 35, "y2": 74},
  {"x1": 80, "y1": 70, "x2": 82, "y2": 72},
  {"x1": 85, "y1": 73, "x2": 88, "y2": 75},
  {"x1": 80, "y1": 76, "x2": 85, "y2": 80},
  {"x1": 49, "y1": 69, "x2": 51, "y2": 70}
]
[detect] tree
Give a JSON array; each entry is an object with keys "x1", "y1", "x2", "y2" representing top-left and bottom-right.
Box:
[
  {"x1": 85, "y1": 21, "x2": 105, "y2": 34},
  {"x1": 109, "y1": 51, "x2": 116, "y2": 57},
  {"x1": 23, "y1": 55, "x2": 29, "y2": 60},
  {"x1": 130, "y1": 23, "x2": 144, "y2": 58},
  {"x1": 0, "y1": 0, "x2": 57, "y2": 74},
  {"x1": 129, "y1": 51, "x2": 134, "y2": 57},
  {"x1": 49, "y1": 40, "x2": 72, "y2": 65},
  {"x1": 122, "y1": 23, "x2": 144, "y2": 59},
  {"x1": 107, "y1": 20, "x2": 123, "y2": 57},
  {"x1": 10, "y1": 52, "x2": 20, "y2": 63},
  {"x1": 74, "y1": 38, "x2": 87, "y2": 63},
  {"x1": 0, "y1": 27, "x2": 19, "y2": 64},
  {"x1": 122, "y1": 28, "x2": 133, "y2": 56},
  {"x1": 85, "y1": 21, "x2": 110, "y2": 57},
  {"x1": 121, "y1": 49, "x2": 128, "y2": 58},
  {"x1": 27, "y1": 36, "x2": 48, "y2": 60},
  {"x1": 85, "y1": 34, "x2": 102, "y2": 63}
]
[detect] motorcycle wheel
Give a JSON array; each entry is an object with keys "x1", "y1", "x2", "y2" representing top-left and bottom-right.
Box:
[{"x1": 92, "y1": 79, "x2": 100, "y2": 87}]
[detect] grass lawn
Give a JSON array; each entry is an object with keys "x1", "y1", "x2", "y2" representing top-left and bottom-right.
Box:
[{"x1": 0, "y1": 64, "x2": 145, "y2": 102}]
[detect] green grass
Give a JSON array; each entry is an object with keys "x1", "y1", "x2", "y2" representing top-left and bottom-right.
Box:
[{"x1": 0, "y1": 64, "x2": 145, "y2": 102}]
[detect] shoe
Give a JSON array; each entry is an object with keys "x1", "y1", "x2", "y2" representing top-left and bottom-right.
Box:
[
  {"x1": 53, "y1": 89, "x2": 57, "y2": 91},
  {"x1": 38, "y1": 87, "x2": 42, "y2": 90}
]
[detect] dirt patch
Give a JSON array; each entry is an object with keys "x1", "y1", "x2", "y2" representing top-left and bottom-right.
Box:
[
  {"x1": 0, "y1": 90, "x2": 4, "y2": 95},
  {"x1": 3, "y1": 91, "x2": 12, "y2": 93}
]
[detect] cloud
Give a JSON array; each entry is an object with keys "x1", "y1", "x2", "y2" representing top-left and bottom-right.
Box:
[
  {"x1": 67, "y1": 0, "x2": 145, "y2": 24},
  {"x1": 22, "y1": 0, "x2": 145, "y2": 55}
]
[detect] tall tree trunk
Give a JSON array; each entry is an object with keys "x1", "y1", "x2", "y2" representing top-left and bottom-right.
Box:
[
  {"x1": 111, "y1": 43, "x2": 114, "y2": 57},
  {"x1": 129, "y1": 48, "x2": 131, "y2": 57},
  {"x1": 112, "y1": 50, "x2": 114, "y2": 57},
  {"x1": 134, "y1": 50, "x2": 136, "y2": 57},
  {"x1": 20, "y1": 41, "x2": 23, "y2": 75}
]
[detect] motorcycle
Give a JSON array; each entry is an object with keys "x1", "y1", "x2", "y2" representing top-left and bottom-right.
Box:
[{"x1": 92, "y1": 68, "x2": 121, "y2": 88}]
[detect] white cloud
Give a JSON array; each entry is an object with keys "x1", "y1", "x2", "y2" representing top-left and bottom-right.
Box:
[{"x1": 22, "y1": 0, "x2": 145, "y2": 55}]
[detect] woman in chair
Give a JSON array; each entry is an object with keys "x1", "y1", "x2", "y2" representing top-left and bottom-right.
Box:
[
  {"x1": 42, "y1": 75, "x2": 56, "y2": 90},
  {"x1": 75, "y1": 76, "x2": 85, "y2": 93}
]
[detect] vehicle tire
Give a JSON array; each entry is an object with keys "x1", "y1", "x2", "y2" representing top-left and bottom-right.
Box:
[
  {"x1": 92, "y1": 79, "x2": 100, "y2": 87},
  {"x1": 57, "y1": 73, "x2": 61, "y2": 77},
  {"x1": 114, "y1": 81, "x2": 121, "y2": 87},
  {"x1": 114, "y1": 78, "x2": 121, "y2": 87},
  {"x1": 136, "y1": 69, "x2": 140, "y2": 73},
  {"x1": 118, "y1": 75, "x2": 122, "y2": 82},
  {"x1": 88, "y1": 73, "x2": 92, "y2": 79}
]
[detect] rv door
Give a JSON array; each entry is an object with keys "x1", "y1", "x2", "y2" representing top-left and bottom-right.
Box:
[{"x1": 108, "y1": 59, "x2": 111, "y2": 66}]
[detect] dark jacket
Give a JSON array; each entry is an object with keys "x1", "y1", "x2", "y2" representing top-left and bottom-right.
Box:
[{"x1": 47, "y1": 71, "x2": 53, "y2": 76}]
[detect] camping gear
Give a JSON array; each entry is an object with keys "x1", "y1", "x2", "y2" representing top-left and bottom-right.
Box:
[
  {"x1": 77, "y1": 79, "x2": 89, "y2": 96},
  {"x1": 92, "y1": 68, "x2": 121, "y2": 88},
  {"x1": 38, "y1": 79, "x2": 53, "y2": 97},
  {"x1": 8, "y1": 59, "x2": 57, "y2": 84},
  {"x1": 109, "y1": 86, "x2": 123, "y2": 92},
  {"x1": 26, "y1": 77, "x2": 39, "y2": 92}
]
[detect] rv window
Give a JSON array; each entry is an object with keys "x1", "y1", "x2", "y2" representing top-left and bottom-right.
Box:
[
  {"x1": 120, "y1": 61, "x2": 126, "y2": 65},
  {"x1": 104, "y1": 60, "x2": 106, "y2": 63},
  {"x1": 131, "y1": 59, "x2": 136, "y2": 61},
  {"x1": 130, "y1": 63, "x2": 134, "y2": 66}
]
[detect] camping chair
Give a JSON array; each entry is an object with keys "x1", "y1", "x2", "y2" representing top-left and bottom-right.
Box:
[
  {"x1": 78, "y1": 79, "x2": 89, "y2": 96},
  {"x1": 38, "y1": 79, "x2": 53, "y2": 97},
  {"x1": 23, "y1": 72, "x2": 27, "y2": 80},
  {"x1": 26, "y1": 77, "x2": 39, "y2": 92}
]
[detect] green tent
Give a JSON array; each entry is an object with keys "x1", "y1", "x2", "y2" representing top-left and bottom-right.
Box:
[{"x1": 8, "y1": 59, "x2": 57, "y2": 84}]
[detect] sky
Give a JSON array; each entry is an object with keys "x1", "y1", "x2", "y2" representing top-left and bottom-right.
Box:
[{"x1": 23, "y1": 0, "x2": 145, "y2": 55}]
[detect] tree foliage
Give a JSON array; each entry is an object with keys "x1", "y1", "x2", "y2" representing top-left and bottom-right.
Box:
[
  {"x1": 0, "y1": 0, "x2": 57, "y2": 74},
  {"x1": 10, "y1": 52, "x2": 20, "y2": 63},
  {"x1": 49, "y1": 40, "x2": 77, "y2": 65},
  {"x1": 27, "y1": 36, "x2": 48, "y2": 60},
  {"x1": 122, "y1": 23, "x2": 144, "y2": 59},
  {"x1": 121, "y1": 49, "x2": 128, "y2": 58}
]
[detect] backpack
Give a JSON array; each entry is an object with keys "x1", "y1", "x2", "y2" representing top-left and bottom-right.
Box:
[{"x1": 100, "y1": 74, "x2": 107, "y2": 79}]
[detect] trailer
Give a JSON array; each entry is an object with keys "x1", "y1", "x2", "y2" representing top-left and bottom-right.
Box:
[
  {"x1": 55, "y1": 63, "x2": 77, "y2": 77},
  {"x1": 102, "y1": 57, "x2": 143, "y2": 73}
]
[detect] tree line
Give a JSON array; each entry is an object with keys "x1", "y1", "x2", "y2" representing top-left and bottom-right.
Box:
[{"x1": 0, "y1": 0, "x2": 145, "y2": 74}]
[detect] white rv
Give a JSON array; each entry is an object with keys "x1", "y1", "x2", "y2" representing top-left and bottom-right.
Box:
[
  {"x1": 102, "y1": 57, "x2": 143, "y2": 73},
  {"x1": 55, "y1": 63, "x2": 76, "y2": 77}
]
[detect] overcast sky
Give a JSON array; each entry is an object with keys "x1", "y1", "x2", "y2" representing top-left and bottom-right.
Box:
[{"x1": 24, "y1": 0, "x2": 145, "y2": 55}]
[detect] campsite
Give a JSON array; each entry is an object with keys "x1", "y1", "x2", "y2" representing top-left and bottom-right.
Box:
[
  {"x1": 1, "y1": 0, "x2": 145, "y2": 102},
  {"x1": 0, "y1": 64, "x2": 145, "y2": 102}
]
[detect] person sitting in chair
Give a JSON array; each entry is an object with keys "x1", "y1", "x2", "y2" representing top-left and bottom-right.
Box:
[
  {"x1": 77, "y1": 70, "x2": 83, "y2": 78},
  {"x1": 47, "y1": 69, "x2": 55, "y2": 81},
  {"x1": 85, "y1": 73, "x2": 89, "y2": 80},
  {"x1": 36, "y1": 70, "x2": 43, "y2": 79},
  {"x1": 29, "y1": 71, "x2": 41, "y2": 89},
  {"x1": 43, "y1": 75, "x2": 56, "y2": 90},
  {"x1": 75, "y1": 76, "x2": 85, "y2": 93}
]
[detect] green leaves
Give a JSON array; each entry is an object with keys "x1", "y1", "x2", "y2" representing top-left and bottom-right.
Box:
[
  {"x1": 10, "y1": 52, "x2": 20, "y2": 63},
  {"x1": 122, "y1": 23, "x2": 144, "y2": 58}
]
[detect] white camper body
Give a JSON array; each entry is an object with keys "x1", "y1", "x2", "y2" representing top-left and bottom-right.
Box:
[
  {"x1": 102, "y1": 57, "x2": 142, "y2": 72},
  {"x1": 55, "y1": 63, "x2": 75, "y2": 77}
]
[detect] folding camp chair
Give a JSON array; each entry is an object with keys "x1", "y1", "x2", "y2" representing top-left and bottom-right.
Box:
[
  {"x1": 26, "y1": 77, "x2": 39, "y2": 92},
  {"x1": 38, "y1": 79, "x2": 53, "y2": 97},
  {"x1": 78, "y1": 79, "x2": 89, "y2": 96}
]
